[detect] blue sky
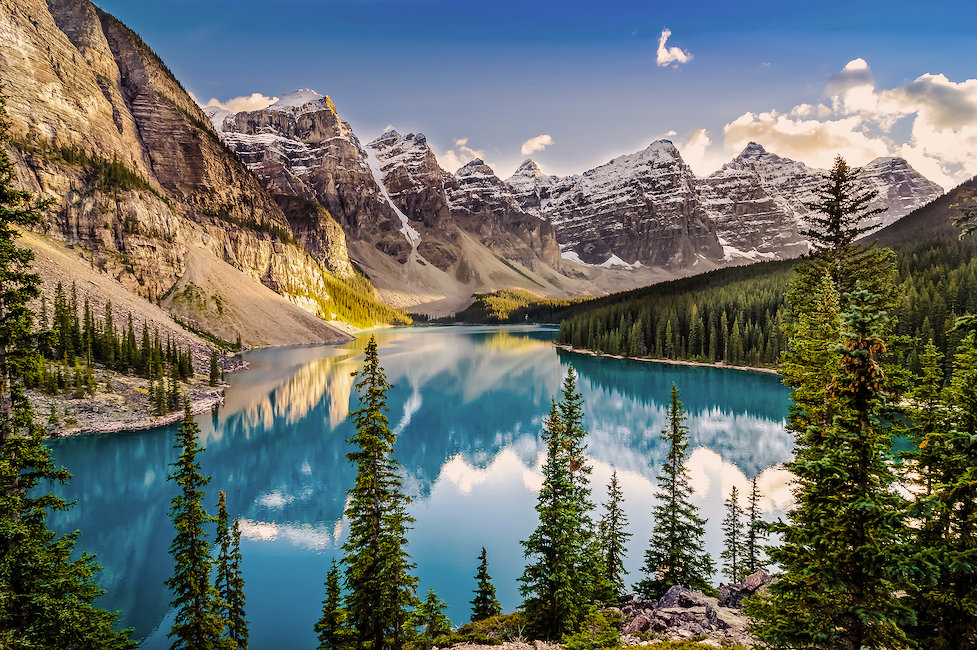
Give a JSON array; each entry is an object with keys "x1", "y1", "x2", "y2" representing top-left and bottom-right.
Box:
[{"x1": 94, "y1": 0, "x2": 977, "y2": 187}]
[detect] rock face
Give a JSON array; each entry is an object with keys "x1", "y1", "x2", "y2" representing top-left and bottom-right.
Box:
[
  {"x1": 700, "y1": 143, "x2": 943, "y2": 258},
  {"x1": 507, "y1": 141, "x2": 724, "y2": 269},
  {"x1": 213, "y1": 102, "x2": 569, "y2": 308},
  {"x1": 448, "y1": 159, "x2": 562, "y2": 271},
  {"x1": 0, "y1": 0, "x2": 355, "y2": 341},
  {"x1": 619, "y1": 572, "x2": 773, "y2": 646}
]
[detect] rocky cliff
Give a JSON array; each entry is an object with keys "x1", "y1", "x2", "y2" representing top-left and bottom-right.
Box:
[
  {"x1": 211, "y1": 103, "x2": 586, "y2": 314},
  {"x1": 0, "y1": 0, "x2": 362, "y2": 342},
  {"x1": 699, "y1": 142, "x2": 943, "y2": 258},
  {"x1": 510, "y1": 141, "x2": 942, "y2": 267},
  {"x1": 507, "y1": 141, "x2": 724, "y2": 269}
]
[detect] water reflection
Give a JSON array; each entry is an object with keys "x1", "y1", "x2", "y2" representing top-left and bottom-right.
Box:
[{"x1": 46, "y1": 326, "x2": 791, "y2": 648}]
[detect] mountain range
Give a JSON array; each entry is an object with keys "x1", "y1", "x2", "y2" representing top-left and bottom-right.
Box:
[{"x1": 0, "y1": 0, "x2": 946, "y2": 340}]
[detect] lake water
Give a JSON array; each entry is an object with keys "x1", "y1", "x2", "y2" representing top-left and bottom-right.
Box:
[{"x1": 46, "y1": 326, "x2": 793, "y2": 647}]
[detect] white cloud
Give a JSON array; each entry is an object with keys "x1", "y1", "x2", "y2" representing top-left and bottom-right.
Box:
[
  {"x1": 438, "y1": 137, "x2": 487, "y2": 173},
  {"x1": 656, "y1": 28, "x2": 693, "y2": 68},
  {"x1": 202, "y1": 92, "x2": 278, "y2": 113},
  {"x1": 681, "y1": 128, "x2": 729, "y2": 176},
  {"x1": 520, "y1": 134, "x2": 553, "y2": 155},
  {"x1": 719, "y1": 58, "x2": 977, "y2": 189}
]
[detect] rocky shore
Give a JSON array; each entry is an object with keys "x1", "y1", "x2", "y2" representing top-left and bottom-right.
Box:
[{"x1": 32, "y1": 373, "x2": 230, "y2": 437}]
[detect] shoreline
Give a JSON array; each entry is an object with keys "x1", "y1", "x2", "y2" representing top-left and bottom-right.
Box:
[{"x1": 553, "y1": 343, "x2": 781, "y2": 375}]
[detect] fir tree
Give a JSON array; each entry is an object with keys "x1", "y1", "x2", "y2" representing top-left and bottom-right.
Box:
[
  {"x1": 166, "y1": 403, "x2": 227, "y2": 648},
  {"x1": 748, "y1": 285, "x2": 911, "y2": 649},
  {"x1": 340, "y1": 336, "x2": 417, "y2": 650},
  {"x1": 470, "y1": 547, "x2": 502, "y2": 623},
  {"x1": 409, "y1": 589, "x2": 451, "y2": 649},
  {"x1": 635, "y1": 384, "x2": 714, "y2": 598},
  {"x1": 596, "y1": 471, "x2": 630, "y2": 603},
  {"x1": 215, "y1": 491, "x2": 247, "y2": 648},
  {"x1": 0, "y1": 91, "x2": 134, "y2": 648},
  {"x1": 210, "y1": 350, "x2": 220, "y2": 386},
  {"x1": 720, "y1": 486, "x2": 745, "y2": 582},
  {"x1": 904, "y1": 330, "x2": 977, "y2": 647},
  {"x1": 744, "y1": 477, "x2": 766, "y2": 576},
  {"x1": 520, "y1": 367, "x2": 595, "y2": 640},
  {"x1": 315, "y1": 560, "x2": 348, "y2": 650}
]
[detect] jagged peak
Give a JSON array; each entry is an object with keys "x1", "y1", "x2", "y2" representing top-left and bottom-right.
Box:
[
  {"x1": 268, "y1": 89, "x2": 336, "y2": 115},
  {"x1": 512, "y1": 158, "x2": 543, "y2": 177},
  {"x1": 456, "y1": 158, "x2": 497, "y2": 178},
  {"x1": 742, "y1": 141, "x2": 766, "y2": 155}
]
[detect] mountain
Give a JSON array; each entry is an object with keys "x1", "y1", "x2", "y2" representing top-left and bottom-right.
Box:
[
  {"x1": 212, "y1": 100, "x2": 643, "y2": 314},
  {"x1": 508, "y1": 141, "x2": 942, "y2": 268},
  {"x1": 506, "y1": 140, "x2": 724, "y2": 270},
  {"x1": 700, "y1": 142, "x2": 943, "y2": 258},
  {"x1": 0, "y1": 0, "x2": 424, "y2": 344}
]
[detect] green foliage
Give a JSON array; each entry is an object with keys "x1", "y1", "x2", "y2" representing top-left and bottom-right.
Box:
[
  {"x1": 0, "y1": 91, "x2": 135, "y2": 648},
  {"x1": 450, "y1": 612, "x2": 526, "y2": 646},
  {"x1": 556, "y1": 261, "x2": 792, "y2": 366},
  {"x1": 635, "y1": 385, "x2": 715, "y2": 599},
  {"x1": 315, "y1": 560, "x2": 349, "y2": 650},
  {"x1": 560, "y1": 607, "x2": 622, "y2": 650},
  {"x1": 317, "y1": 268, "x2": 412, "y2": 329},
  {"x1": 744, "y1": 477, "x2": 767, "y2": 576},
  {"x1": 520, "y1": 368, "x2": 596, "y2": 640},
  {"x1": 339, "y1": 336, "x2": 417, "y2": 650},
  {"x1": 749, "y1": 161, "x2": 912, "y2": 648},
  {"x1": 595, "y1": 471, "x2": 631, "y2": 604},
  {"x1": 720, "y1": 486, "x2": 745, "y2": 583},
  {"x1": 408, "y1": 589, "x2": 452, "y2": 649},
  {"x1": 210, "y1": 350, "x2": 220, "y2": 386},
  {"x1": 455, "y1": 289, "x2": 584, "y2": 324},
  {"x1": 166, "y1": 404, "x2": 229, "y2": 648},
  {"x1": 215, "y1": 491, "x2": 247, "y2": 648},
  {"x1": 901, "y1": 331, "x2": 977, "y2": 647},
  {"x1": 470, "y1": 547, "x2": 502, "y2": 623},
  {"x1": 37, "y1": 289, "x2": 196, "y2": 398}
]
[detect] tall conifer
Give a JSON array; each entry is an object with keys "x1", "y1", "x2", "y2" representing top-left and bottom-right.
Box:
[
  {"x1": 215, "y1": 491, "x2": 247, "y2": 648},
  {"x1": 596, "y1": 471, "x2": 630, "y2": 602},
  {"x1": 520, "y1": 368, "x2": 595, "y2": 639},
  {"x1": 166, "y1": 403, "x2": 227, "y2": 648},
  {"x1": 720, "y1": 486, "x2": 744, "y2": 582},
  {"x1": 635, "y1": 384, "x2": 714, "y2": 598},
  {"x1": 316, "y1": 560, "x2": 348, "y2": 650},
  {"x1": 470, "y1": 547, "x2": 502, "y2": 622},
  {"x1": 340, "y1": 336, "x2": 416, "y2": 650},
  {"x1": 744, "y1": 477, "x2": 766, "y2": 576}
]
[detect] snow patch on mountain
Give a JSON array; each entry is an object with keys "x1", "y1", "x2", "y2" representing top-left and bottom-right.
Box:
[{"x1": 365, "y1": 148, "x2": 420, "y2": 248}]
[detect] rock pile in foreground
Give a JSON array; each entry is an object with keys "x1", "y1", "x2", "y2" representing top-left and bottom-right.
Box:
[{"x1": 619, "y1": 570, "x2": 773, "y2": 646}]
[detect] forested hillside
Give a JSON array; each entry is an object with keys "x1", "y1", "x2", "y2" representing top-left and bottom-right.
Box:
[{"x1": 555, "y1": 178, "x2": 977, "y2": 372}]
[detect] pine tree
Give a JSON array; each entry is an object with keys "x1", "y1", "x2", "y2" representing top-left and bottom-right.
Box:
[
  {"x1": 166, "y1": 403, "x2": 227, "y2": 648},
  {"x1": 210, "y1": 350, "x2": 220, "y2": 386},
  {"x1": 340, "y1": 336, "x2": 417, "y2": 650},
  {"x1": 635, "y1": 384, "x2": 714, "y2": 598},
  {"x1": 596, "y1": 471, "x2": 630, "y2": 603},
  {"x1": 904, "y1": 330, "x2": 977, "y2": 647},
  {"x1": 0, "y1": 91, "x2": 135, "y2": 648},
  {"x1": 748, "y1": 285, "x2": 911, "y2": 649},
  {"x1": 720, "y1": 486, "x2": 744, "y2": 582},
  {"x1": 409, "y1": 589, "x2": 451, "y2": 649},
  {"x1": 215, "y1": 491, "x2": 247, "y2": 648},
  {"x1": 520, "y1": 367, "x2": 595, "y2": 640},
  {"x1": 316, "y1": 560, "x2": 348, "y2": 650},
  {"x1": 744, "y1": 477, "x2": 767, "y2": 576},
  {"x1": 470, "y1": 547, "x2": 502, "y2": 623}
]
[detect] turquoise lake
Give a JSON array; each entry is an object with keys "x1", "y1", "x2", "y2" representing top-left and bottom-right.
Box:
[{"x1": 46, "y1": 325, "x2": 793, "y2": 648}]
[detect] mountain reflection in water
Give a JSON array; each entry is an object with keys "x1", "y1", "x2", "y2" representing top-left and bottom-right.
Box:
[{"x1": 46, "y1": 326, "x2": 791, "y2": 648}]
